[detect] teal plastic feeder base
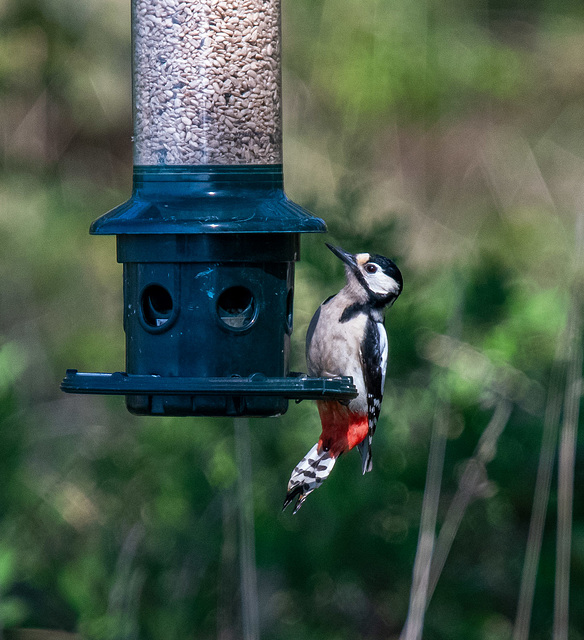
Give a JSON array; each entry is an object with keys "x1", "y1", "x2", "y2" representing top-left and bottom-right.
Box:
[{"x1": 64, "y1": 165, "x2": 344, "y2": 417}]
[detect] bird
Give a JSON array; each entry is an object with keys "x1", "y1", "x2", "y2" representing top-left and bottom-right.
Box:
[{"x1": 283, "y1": 243, "x2": 403, "y2": 514}]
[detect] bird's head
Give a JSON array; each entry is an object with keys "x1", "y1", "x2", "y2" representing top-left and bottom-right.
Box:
[{"x1": 326, "y1": 243, "x2": 403, "y2": 307}]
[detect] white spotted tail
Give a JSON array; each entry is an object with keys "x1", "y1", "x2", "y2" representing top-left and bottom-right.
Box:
[{"x1": 282, "y1": 444, "x2": 337, "y2": 514}]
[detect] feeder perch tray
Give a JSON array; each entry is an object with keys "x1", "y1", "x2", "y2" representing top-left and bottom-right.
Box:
[{"x1": 61, "y1": 370, "x2": 358, "y2": 417}]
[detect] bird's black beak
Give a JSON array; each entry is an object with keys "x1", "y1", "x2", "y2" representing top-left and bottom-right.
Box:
[{"x1": 326, "y1": 243, "x2": 357, "y2": 270}]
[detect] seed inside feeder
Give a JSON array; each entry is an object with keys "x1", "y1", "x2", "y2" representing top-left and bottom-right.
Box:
[{"x1": 133, "y1": 0, "x2": 283, "y2": 166}]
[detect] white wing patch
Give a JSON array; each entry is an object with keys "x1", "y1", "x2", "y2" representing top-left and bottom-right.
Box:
[
  {"x1": 378, "y1": 322, "x2": 388, "y2": 390},
  {"x1": 360, "y1": 321, "x2": 389, "y2": 474}
]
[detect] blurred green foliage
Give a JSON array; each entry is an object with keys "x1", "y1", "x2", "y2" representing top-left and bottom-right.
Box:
[{"x1": 1, "y1": 0, "x2": 584, "y2": 638}]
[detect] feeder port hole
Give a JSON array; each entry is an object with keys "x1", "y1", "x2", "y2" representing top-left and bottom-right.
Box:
[
  {"x1": 141, "y1": 284, "x2": 174, "y2": 329},
  {"x1": 217, "y1": 286, "x2": 256, "y2": 330}
]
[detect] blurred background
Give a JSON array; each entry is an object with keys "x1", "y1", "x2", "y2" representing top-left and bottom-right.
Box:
[{"x1": 0, "y1": 0, "x2": 583, "y2": 638}]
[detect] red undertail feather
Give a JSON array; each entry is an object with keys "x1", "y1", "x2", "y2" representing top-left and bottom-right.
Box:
[
  {"x1": 316, "y1": 400, "x2": 369, "y2": 457},
  {"x1": 283, "y1": 401, "x2": 369, "y2": 513}
]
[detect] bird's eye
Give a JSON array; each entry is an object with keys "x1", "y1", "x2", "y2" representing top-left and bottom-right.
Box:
[{"x1": 365, "y1": 263, "x2": 378, "y2": 274}]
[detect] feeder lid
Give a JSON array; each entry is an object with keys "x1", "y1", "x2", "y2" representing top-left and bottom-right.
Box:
[{"x1": 91, "y1": 165, "x2": 326, "y2": 235}]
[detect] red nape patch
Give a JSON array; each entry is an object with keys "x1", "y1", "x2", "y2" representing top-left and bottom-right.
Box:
[{"x1": 316, "y1": 401, "x2": 368, "y2": 458}]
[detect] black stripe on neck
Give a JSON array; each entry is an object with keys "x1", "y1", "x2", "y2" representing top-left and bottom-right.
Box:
[{"x1": 339, "y1": 302, "x2": 366, "y2": 323}]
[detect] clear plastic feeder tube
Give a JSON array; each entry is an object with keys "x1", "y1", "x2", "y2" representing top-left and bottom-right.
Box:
[{"x1": 133, "y1": 0, "x2": 283, "y2": 166}]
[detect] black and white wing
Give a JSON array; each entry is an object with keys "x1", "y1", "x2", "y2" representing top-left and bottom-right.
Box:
[{"x1": 357, "y1": 318, "x2": 388, "y2": 474}]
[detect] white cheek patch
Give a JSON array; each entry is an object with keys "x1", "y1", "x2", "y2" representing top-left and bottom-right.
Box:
[{"x1": 367, "y1": 272, "x2": 400, "y2": 296}]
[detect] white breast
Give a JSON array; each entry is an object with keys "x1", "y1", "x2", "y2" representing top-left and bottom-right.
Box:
[{"x1": 306, "y1": 295, "x2": 369, "y2": 412}]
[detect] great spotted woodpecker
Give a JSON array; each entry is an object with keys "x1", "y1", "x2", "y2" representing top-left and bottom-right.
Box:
[{"x1": 283, "y1": 244, "x2": 403, "y2": 513}]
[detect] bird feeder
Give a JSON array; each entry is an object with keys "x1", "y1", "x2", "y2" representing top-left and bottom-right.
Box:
[{"x1": 62, "y1": 0, "x2": 357, "y2": 416}]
